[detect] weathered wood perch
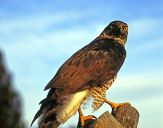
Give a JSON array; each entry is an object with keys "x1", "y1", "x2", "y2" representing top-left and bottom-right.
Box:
[
  {"x1": 77, "y1": 103, "x2": 139, "y2": 128},
  {"x1": 111, "y1": 103, "x2": 139, "y2": 128}
]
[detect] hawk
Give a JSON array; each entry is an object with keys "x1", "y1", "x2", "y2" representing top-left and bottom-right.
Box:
[{"x1": 31, "y1": 20, "x2": 128, "y2": 128}]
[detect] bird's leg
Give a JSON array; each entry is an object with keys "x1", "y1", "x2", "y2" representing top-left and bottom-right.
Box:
[
  {"x1": 104, "y1": 98, "x2": 130, "y2": 111},
  {"x1": 78, "y1": 107, "x2": 96, "y2": 128}
]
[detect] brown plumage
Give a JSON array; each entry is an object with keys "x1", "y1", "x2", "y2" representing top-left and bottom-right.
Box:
[{"x1": 31, "y1": 20, "x2": 128, "y2": 128}]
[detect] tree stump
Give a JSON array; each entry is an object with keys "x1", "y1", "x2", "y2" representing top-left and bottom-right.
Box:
[{"x1": 77, "y1": 103, "x2": 139, "y2": 128}]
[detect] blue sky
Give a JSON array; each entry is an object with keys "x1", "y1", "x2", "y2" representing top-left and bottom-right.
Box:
[{"x1": 0, "y1": 0, "x2": 163, "y2": 127}]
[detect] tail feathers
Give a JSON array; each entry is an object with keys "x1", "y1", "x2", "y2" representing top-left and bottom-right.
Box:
[
  {"x1": 31, "y1": 107, "x2": 59, "y2": 128},
  {"x1": 39, "y1": 120, "x2": 59, "y2": 128},
  {"x1": 31, "y1": 108, "x2": 42, "y2": 127},
  {"x1": 31, "y1": 88, "x2": 60, "y2": 128},
  {"x1": 31, "y1": 88, "x2": 86, "y2": 128},
  {"x1": 38, "y1": 108, "x2": 59, "y2": 128}
]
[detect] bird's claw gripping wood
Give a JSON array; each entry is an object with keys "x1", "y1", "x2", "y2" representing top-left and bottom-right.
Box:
[
  {"x1": 104, "y1": 98, "x2": 130, "y2": 111},
  {"x1": 78, "y1": 107, "x2": 97, "y2": 128}
]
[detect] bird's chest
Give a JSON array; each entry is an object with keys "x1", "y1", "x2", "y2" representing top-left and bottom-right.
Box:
[{"x1": 90, "y1": 76, "x2": 116, "y2": 110}]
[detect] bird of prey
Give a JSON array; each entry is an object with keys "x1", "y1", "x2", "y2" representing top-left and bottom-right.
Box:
[{"x1": 31, "y1": 20, "x2": 128, "y2": 128}]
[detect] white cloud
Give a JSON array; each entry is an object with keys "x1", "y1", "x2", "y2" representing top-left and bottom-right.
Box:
[
  {"x1": 128, "y1": 18, "x2": 163, "y2": 39},
  {"x1": 134, "y1": 96, "x2": 163, "y2": 128},
  {"x1": 127, "y1": 38, "x2": 163, "y2": 56},
  {"x1": 102, "y1": 69, "x2": 163, "y2": 106},
  {"x1": 125, "y1": 18, "x2": 163, "y2": 62},
  {"x1": 0, "y1": 11, "x2": 88, "y2": 34},
  {"x1": 117, "y1": 72, "x2": 162, "y2": 88}
]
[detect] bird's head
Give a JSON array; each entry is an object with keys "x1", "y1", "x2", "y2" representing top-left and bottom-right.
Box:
[{"x1": 100, "y1": 20, "x2": 128, "y2": 46}]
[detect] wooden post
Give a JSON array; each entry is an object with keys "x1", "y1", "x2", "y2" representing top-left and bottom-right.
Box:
[
  {"x1": 112, "y1": 103, "x2": 139, "y2": 128},
  {"x1": 77, "y1": 103, "x2": 139, "y2": 128},
  {"x1": 89, "y1": 111, "x2": 123, "y2": 128}
]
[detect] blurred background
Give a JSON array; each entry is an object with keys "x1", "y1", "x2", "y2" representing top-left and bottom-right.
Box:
[{"x1": 0, "y1": 0, "x2": 163, "y2": 128}]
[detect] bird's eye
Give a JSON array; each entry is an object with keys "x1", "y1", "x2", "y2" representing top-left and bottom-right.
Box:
[{"x1": 124, "y1": 26, "x2": 128, "y2": 31}]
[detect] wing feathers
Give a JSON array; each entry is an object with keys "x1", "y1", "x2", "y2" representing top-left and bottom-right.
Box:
[{"x1": 45, "y1": 40, "x2": 126, "y2": 93}]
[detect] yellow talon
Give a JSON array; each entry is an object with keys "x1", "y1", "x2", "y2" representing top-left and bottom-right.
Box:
[
  {"x1": 78, "y1": 107, "x2": 96, "y2": 127},
  {"x1": 104, "y1": 98, "x2": 130, "y2": 110}
]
